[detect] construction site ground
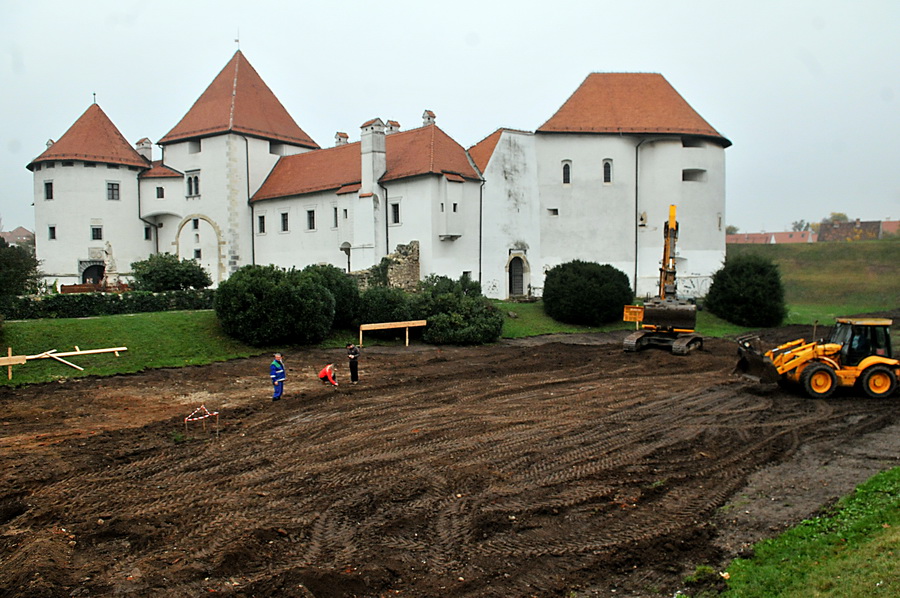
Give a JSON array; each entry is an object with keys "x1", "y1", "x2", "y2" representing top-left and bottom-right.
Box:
[{"x1": 2, "y1": 315, "x2": 899, "y2": 597}]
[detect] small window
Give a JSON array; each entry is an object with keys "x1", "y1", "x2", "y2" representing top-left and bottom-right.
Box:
[
  {"x1": 603, "y1": 160, "x2": 613, "y2": 184},
  {"x1": 186, "y1": 173, "x2": 200, "y2": 197},
  {"x1": 391, "y1": 203, "x2": 400, "y2": 224},
  {"x1": 62, "y1": 161, "x2": 74, "y2": 167},
  {"x1": 281, "y1": 212, "x2": 289, "y2": 232},
  {"x1": 48, "y1": 226, "x2": 57, "y2": 240},
  {"x1": 192, "y1": 218, "x2": 200, "y2": 230},
  {"x1": 440, "y1": 203, "x2": 445, "y2": 212},
  {"x1": 107, "y1": 164, "x2": 119, "y2": 169},
  {"x1": 188, "y1": 139, "x2": 201, "y2": 154},
  {"x1": 306, "y1": 209, "x2": 316, "y2": 230},
  {"x1": 548, "y1": 208, "x2": 559, "y2": 216},
  {"x1": 682, "y1": 137, "x2": 704, "y2": 148},
  {"x1": 452, "y1": 203, "x2": 458, "y2": 213},
  {"x1": 258, "y1": 215, "x2": 266, "y2": 234},
  {"x1": 343, "y1": 209, "x2": 348, "y2": 219},
  {"x1": 45, "y1": 162, "x2": 55, "y2": 169},
  {"x1": 84, "y1": 162, "x2": 96, "y2": 168},
  {"x1": 144, "y1": 226, "x2": 152, "y2": 240},
  {"x1": 333, "y1": 207, "x2": 339, "y2": 228},
  {"x1": 156, "y1": 186, "x2": 165, "y2": 198},
  {"x1": 194, "y1": 249, "x2": 202, "y2": 259},
  {"x1": 562, "y1": 162, "x2": 571, "y2": 184},
  {"x1": 682, "y1": 169, "x2": 707, "y2": 182},
  {"x1": 91, "y1": 226, "x2": 103, "y2": 241},
  {"x1": 107, "y1": 182, "x2": 120, "y2": 200},
  {"x1": 44, "y1": 181, "x2": 53, "y2": 200}
]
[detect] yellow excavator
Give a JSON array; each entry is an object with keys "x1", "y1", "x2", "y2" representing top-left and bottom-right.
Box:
[
  {"x1": 736, "y1": 318, "x2": 899, "y2": 398},
  {"x1": 623, "y1": 205, "x2": 702, "y2": 355}
]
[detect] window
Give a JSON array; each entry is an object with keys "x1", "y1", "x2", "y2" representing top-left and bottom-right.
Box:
[
  {"x1": 306, "y1": 209, "x2": 316, "y2": 230},
  {"x1": 603, "y1": 160, "x2": 613, "y2": 184},
  {"x1": 62, "y1": 161, "x2": 74, "y2": 167},
  {"x1": 682, "y1": 169, "x2": 708, "y2": 182},
  {"x1": 281, "y1": 212, "x2": 289, "y2": 232},
  {"x1": 91, "y1": 226, "x2": 103, "y2": 241},
  {"x1": 343, "y1": 209, "x2": 348, "y2": 219},
  {"x1": 452, "y1": 203, "x2": 458, "y2": 213},
  {"x1": 391, "y1": 203, "x2": 400, "y2": 224},
  {"x1": 84, "y1": 162, "x2": 96, "y2": 168},
  {"x1": 333, "y1": 207, "x2": 339, "y2": 228},
  {"x1": 192, "y1": 218, "x2": 200, "y2": 230},
  {"x1": 194, "y1": 249, "x2": 202, "y2": 259},
  {"x1": 682, "y1": 137, "x2": 704, "y2": 148},
  {"x1": 107, "y1": 182, "x2": 120, "y2": 200},
  {"x1": 258, "y1": 215, "x2": 266, "y2": 234},
  {"x1": 562, "y1": 162, "x2": 571, "y2": 184},
  {"x1": 548, "y1": 208, "x2": 559, "y2": 216},
  {"x1": 48, "y1": 226, "x2": 57, "y2": 240},
  {"x1": 44, "y1": 181, "x2": 53, "y2": 200},
  {"x1": 144, "y1": 226, "x2": 152, "y2": 240},
  {"x1": 186, "y1": 172, "x2": 200, "y2": 197},
  {"x1": 188, "y1": 139, "x2": 201, "y2": 154},
  {"x1": 156, "y1": 186, "x2": 165, "y2": 198},
  {"x1": 107, "y1": 164, "x2": 119, "y2": 169}
]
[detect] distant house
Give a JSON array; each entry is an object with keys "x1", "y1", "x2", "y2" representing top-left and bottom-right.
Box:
[
  {"x1": 726, "y1": 233, "x2": 773, "y2": 244},
  {"x1": 880, "y1": 220, "x2": 899, "y2": 237},
  {"x1": 0, "y1": 226, "x2": 34, "y2": 247},
  {"x1": 817, "y1": 219, "x2": 882, "y2": 242},
  {"x1": 770, "y1": 231, "x2": 817, "y2": 244}
]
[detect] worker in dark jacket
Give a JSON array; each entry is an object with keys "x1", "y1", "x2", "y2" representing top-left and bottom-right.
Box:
[
  {"x1": 318, "y1": 363, "x2": 338, "y2": 387},
  {"x1": 346, "y1": 343, "x2": 360, "y2": 384},
  {"x1": 270, "y1": 353, "x2": 286, "y2": 401}
]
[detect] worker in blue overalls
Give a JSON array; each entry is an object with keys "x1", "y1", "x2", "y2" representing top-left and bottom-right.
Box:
[{"x1": 270, "y1": 352, "x2": 286, "y2": 401}]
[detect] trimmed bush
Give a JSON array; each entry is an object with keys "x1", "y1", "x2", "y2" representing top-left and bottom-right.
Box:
[
  {"x1": 131, "y1": 253, "x2": 212, "y2": 292},
  {"x1": 214, "y1": 265, "x2": 334, "y2": 346},
  {"x1": 357, "y1": 286, "x2": 411, "y2": 326},
  {"x1": 0, "y1": 290, "x2": 215, "y2": 320},
  {"x1": 300, "y1": 264, "x2": 360, "y2": 329},
  {"x1": 705, "y1": 254, "x2": 786, "y2": 327},
  {"x1": 542, "y1": 260, "x2": 633, "y2": 326},
  {"x1": 412, "y1": 274, "x2": 503, "y2": 345}
]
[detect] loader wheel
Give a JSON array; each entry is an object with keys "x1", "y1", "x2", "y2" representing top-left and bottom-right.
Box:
[
  {"x1": 860, "y1": 366, "x2": 897, "y2": 399},
  {"x1": 801, "y1": 363, "x2": 837, "y2": 399}
]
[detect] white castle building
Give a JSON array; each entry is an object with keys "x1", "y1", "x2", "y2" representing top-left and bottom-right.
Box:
[{"x1": 28, "y1": 51, "x2": 730, "y2": 299}]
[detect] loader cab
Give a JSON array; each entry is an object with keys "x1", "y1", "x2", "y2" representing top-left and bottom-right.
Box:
[{"x1": 830, "y1": 318, "x2": 893, "y2": 366}]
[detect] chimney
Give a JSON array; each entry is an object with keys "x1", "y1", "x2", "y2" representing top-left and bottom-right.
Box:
[
  {"x1": 423, "y1": 110, "x2": 435, "y2": 126},
  {"x1": 385, "y1": 120, "x2": 401, "y2": 135},
  {"x1": 335, "y1": 131, "x2": 349, "y2": 146},
  {"x1": 46, "y1": 139, "x2": 55, "y2": 149},
  {"x1": 135, "y1": 138, "x2": 153, "y2": 161},
  {"x1": 360, "y1": 118, "x2": 386, "y2": 196}
]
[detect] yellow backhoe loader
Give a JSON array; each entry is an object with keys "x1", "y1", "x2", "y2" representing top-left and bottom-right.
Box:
[
  {"x1": 736, "y1": 317, "x2": 899, "y2": 399},
  {"x1": 623, "y1": 205, "x2": 702, "y2": 355}
]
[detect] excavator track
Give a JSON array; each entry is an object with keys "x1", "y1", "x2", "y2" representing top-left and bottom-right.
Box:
[{"x1": 672, "y1": 334, "x2": 703, "y2": 355}]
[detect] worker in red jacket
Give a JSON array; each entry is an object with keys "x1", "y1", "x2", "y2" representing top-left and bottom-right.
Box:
[{"x1": 318, "y1": 363, "x2": 338, "y2": 386}]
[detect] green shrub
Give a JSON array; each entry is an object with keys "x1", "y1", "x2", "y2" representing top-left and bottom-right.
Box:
[
  {"x1": 214, "y1": 265, "x2": 334, "y2": 346},
  {"x1": 300, "y1": 264, "x2": 360, "y2": 328},
  {"x1": 542, "y1": 260, "x2": 633, "y2": 326},
  {"x1": 705, "y1": 254, "x2": 786, "y2": 327},
  {"x1": 0, "y1": 238, "x2": 42, "y2": 297},
  {"x1": 0, "y1": 290, "x2": 215, "y2": 320},
  {"x1": 130, "y1": 253, "x2": 212, "y2": 292},
  {"x1": 412, "y1": 274, "x2": 502, "y2": 345},
  {"x1": 358, "y1": 286, "x2": 411, "y2": 325}
]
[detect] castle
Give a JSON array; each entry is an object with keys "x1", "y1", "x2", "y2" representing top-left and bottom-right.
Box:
[{"x1": 28, "y1": 51, "x2": 730, "y2": 299}]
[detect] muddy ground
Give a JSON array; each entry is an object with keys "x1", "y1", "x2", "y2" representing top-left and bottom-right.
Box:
[{"x1": 1, "y1": 316, "x2": 899, "y2": 597}]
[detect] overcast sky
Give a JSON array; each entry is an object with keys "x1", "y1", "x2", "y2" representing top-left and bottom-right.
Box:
[{"x1": 2, "y1": 0, "x2": 898, "y2": 234}]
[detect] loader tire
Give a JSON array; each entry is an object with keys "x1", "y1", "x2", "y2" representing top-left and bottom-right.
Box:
[
  {"x1": 860, "y1": 365, "x2": 897, "y2": 399},
  {"x1": 801, "y1": 363, "x2": 837, "y2": 399}
]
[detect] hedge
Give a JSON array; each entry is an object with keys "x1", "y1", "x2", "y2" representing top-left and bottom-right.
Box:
[{"x1": 0, "y1": 289, "x2": 215, "y2": 320}]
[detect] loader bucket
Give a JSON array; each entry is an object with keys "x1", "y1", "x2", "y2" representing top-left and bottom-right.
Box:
[{"x1": 734, "y1": 335, "x2": 780, "y2": 383}]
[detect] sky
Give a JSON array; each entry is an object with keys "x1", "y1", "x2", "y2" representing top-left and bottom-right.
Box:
[{"x1": 1, "y1": 0, "x2": 898, "y2": 234}]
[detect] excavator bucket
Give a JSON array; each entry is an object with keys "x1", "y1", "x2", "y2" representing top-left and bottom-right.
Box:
[
  {"x1": 642, "y1": 299, "x2": 697, "y2": 331},
  {"x1": 734, "y1": 334, "x2": 780, "y2": 383}
]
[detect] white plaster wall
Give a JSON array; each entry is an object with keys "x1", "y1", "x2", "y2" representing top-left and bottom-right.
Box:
[
  {"x1": 479, "y1": 131, "x2": 542, "y2": 299},
  {"x1": 33, "y1": 161, "x2": 152, "y2": 285}
]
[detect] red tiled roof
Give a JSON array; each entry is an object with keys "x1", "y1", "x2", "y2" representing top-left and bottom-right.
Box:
[
  {"x1": 140, "y1": 160, "x2": 183, "y2": 179},
  {"x1": 159, "y1": 51, "x2": 319, "y2": 148},
  {"x1": 467, "y1": 129, "x2": 504, "y2": 173},
  {"x1": 252, "y1": 124, "x2": 481, "y2": 202},
  {"x1": 726, "y1": 233, "x2": 772, "y2": 244},
  {"x1": 537, "y1": 73, "x2": 731, "y2": 147},
  {"x1": 27, "y1": 104, "x2": 150, "y2": 171}
]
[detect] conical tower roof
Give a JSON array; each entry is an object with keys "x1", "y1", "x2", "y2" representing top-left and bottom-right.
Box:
[
  {"x1": 159, "y1": 51, "x2": 319, "y2": 148},
  {"x1": 27, "y1": 103, "x2": 149, "y2": 170}
]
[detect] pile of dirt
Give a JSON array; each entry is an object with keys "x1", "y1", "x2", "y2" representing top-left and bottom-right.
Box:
[{"x1": 1, "y1": 328, "x2": 898, "y2": 597}]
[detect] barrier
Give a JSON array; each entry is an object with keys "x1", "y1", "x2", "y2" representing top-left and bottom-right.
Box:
[
  {"x1": 358, "y1": 320, "x2": 427, "y2": 347},
  {"x1": 184, "y1": 405, "x2": 219, "y2": 437}
]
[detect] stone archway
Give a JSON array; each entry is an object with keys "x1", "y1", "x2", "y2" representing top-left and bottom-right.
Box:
[{"x1": 505, "y1": 252, "x2": 531, "y2": 298}]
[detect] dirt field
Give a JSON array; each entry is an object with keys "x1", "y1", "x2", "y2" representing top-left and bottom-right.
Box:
[{"x1": 1, "y1": 319, "x2": 899, "y2": 597}]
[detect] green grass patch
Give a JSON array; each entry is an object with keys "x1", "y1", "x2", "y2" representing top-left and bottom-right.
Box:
[
  {"x1": 723, "y1": 467, "x2": 900, "y2": 597},
  {"x1": 0, "y1": 310, "x2": 268, "y2": 387},
  {"x1": 495, "y1": 300, "x2": 632, "y2": 338}
]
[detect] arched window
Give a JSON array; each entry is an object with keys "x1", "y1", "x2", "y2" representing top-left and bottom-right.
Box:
[
  {"x1": 187, "y1": 177, "x2": 193, "y2": 196},
  {"x1": 603, "y1": 160, "x2": 613, "y2": 183},
  {"x1": 562, "y1": 162, "x2": 571, "y2": 184},
  {"x1": 509, "y1": 257, "x2": 524, "y2": 296}
]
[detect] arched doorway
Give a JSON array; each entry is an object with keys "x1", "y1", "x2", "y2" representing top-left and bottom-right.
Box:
[
  {"x1": 509, "y1": 256, "x2": 524, "y2": 296},
  {"x1": 82, "y1": 264, "x2": 105, "y2": 284}
]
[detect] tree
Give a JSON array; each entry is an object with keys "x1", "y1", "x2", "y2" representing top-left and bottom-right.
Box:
[
  {"x1": 130, "y1": 253, "x2": 212, "y2": 292},
  {"x1": 0, "y1": 237, "x2": 42, "y2": 297},
  {"x1": 300, "y1": 264, "x2": 360, "y2": 328},
  {"x1": 411, "y1": 274, "x2": 503, "y2": 345},
  {"x1": 791, "y1": 220, "x2": 810, "y2": 232},
  {"x1": 214, "y1": 265, "x2": 334, "y2": 346},
  {"x1": 725, "y1": 225, "x2": 739, "y2": 235},
  {"x1": 705, "y1": 254, "x2": 786, "y2": 327},
  {"x1": 542, "y1": 260, "x2": 633, "y2": 326}
]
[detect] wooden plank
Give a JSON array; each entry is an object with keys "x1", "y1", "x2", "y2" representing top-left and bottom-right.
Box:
[{"x1": 359, "y1": 320, "x2": 427, "y2": 331}]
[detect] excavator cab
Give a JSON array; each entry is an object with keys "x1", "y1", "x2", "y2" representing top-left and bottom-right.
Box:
[{"x1": 831, "y1": 319, "x2": 892, "y2": 366}]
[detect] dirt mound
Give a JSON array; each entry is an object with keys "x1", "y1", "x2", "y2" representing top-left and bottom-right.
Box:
[{"x1": 1, "y1": 333, "x2": 898, "y2": 597}]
